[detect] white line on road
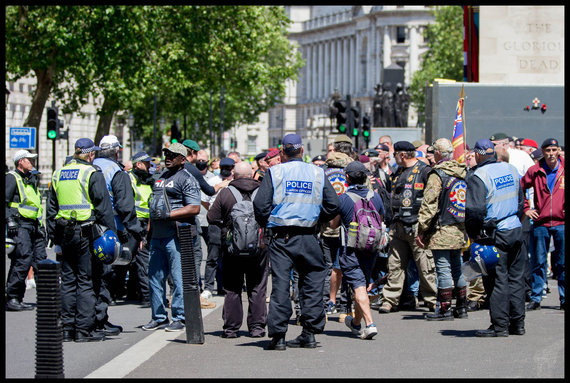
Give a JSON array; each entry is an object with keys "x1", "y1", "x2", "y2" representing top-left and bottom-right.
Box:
[{"x1": 85, "y1": 298, "x2": 222, "y2": 379}]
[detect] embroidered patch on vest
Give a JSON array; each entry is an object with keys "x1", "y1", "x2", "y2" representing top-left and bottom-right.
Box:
[{"x1": 414, "y1": 183, "x2": 424, "y2": 189}]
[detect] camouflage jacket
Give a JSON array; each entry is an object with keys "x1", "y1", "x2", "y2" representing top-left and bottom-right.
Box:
[{"x1": 417, "y1": 159, "x2": 468, "y2": 250}]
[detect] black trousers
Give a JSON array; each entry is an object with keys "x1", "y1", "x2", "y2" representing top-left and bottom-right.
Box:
[
  {"x1": 267, "y1": 233, "x2": 326, "y2": 337},
  {"x1": 203, "y1": 225, "x2": 223, "y2": 293},
  {"x1": 6, "y1": 221, "x2": 47, "y2": 301},
  {"x1": 483, "y1": 227, "x2": 527, "y2": 332},
  {"x1": 60, "y1": 229, "x2": 96, "y2": 332},
  {"x1": 221, "y1": 248, "x2": 269, "y2": 336}
]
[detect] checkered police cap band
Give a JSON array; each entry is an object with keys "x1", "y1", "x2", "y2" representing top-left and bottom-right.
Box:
[{"x1": 473, "y1": 147, "x2": 495, "y2": 155}]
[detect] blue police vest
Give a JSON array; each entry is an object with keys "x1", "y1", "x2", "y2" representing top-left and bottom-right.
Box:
[
  {"x1": 474, "y1": 162, "x2": 521, "y2": 231},
  {"x1": 93, "y1": 157, "x2": 124, "y2": 231},
  {"x1": 268, "y1": 161, "x2": 325, "y2": 228}
]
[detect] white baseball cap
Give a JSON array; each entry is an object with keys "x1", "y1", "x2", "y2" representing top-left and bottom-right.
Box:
[
  {"x1": 99, "y1": 135, "x2": 123, "y2": 149},
  {"x1": 13, "y1": 150, "x2": 38, "y2": 163}
]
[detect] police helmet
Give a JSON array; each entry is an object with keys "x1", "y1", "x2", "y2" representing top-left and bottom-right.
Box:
[
  {"x1": 5, "y1": 236, "x2": 16, "y2": 255},
  {"x1": 92, "y1": 226, "x2": 122, "y2": 265},
  {"x1": 461, "y1": 243, "x2": 500, "y2": 281}
]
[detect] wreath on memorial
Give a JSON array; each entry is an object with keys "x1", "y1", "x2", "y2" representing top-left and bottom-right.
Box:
[{"x1": 524, "y1": 97, "x2": 547, "y2": 113}]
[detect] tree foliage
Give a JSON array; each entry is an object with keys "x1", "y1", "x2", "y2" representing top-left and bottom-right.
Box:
[
  {"x1": 408, "y1": 6, "x2": 464, "y2": 123},
  {"x1": 5, "y1": 5, "x2": 303, "y2": 153}
]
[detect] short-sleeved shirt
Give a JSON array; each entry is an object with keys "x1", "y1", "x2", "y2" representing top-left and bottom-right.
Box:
[
  {"x1": 338, "y1": 185, "x2": 385, "y2": 228},
  {"x1": 149, "y1": 167, "x2": 201, "y2": 238}
]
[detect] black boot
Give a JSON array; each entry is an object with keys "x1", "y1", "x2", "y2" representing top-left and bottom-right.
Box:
[
  {"x1": 453, "y1": 286, "x2": 468, "y2": 319},
  {"x1": 286, "y1": 329, "x2": 317, "y2": 348},
  {"x1": 265, "y1": 334, "x2": 286, "y2": 351},
  {"x1": 425, "y1": 288, "x2": 454, "y2": 321}
]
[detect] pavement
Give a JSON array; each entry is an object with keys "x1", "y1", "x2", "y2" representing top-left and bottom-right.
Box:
[{"x1": 4, "y1": 245, "x2": 566, "y2": 378}]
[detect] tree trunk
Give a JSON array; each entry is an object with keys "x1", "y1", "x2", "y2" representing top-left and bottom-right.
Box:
[
  {"x1": 24, "y1": 66, "x2": 55, "y2": 129},
  {"x1": 93, "y1": 98, "x2": 115, "y2": 145}
]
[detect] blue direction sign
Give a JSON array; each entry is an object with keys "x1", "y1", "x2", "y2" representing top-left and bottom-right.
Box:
[{"x1": 9, "y1": 127, "x2": 37, "y2": 149}]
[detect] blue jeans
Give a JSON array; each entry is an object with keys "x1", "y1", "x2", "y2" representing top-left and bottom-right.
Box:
[
  {"x1": 405, "y1": 261, "x2": 419, "y2": 296},
  {"x1": 530, "y1": 225, "x2": 565, "y2": 304},
  {"x1": 149, "y1": 236, "x2": 185, "y2": 322},
  {"x1": 432, "y1": 249, "x2": 466, "y2": 290}
]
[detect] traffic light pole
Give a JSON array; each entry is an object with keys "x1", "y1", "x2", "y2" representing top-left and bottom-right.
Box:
[{"x1": 52, "y1": 139, "x2": 56, "y2": 175}]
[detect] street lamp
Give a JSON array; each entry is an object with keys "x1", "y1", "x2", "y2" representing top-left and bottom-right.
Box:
[
  {"x1": 5, "y1": 87, "x2": 10, "y2": 108},
  {"x1": 64, "y1": 111, "x2": 73, "y2": 156},
  {"x1": 128, "y1": 113, "x2": 135, "y2": 158}
]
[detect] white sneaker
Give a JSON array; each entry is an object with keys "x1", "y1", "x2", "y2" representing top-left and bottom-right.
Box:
[
  {"x1": 200, "y1": 290, "x2": 212, "y2": 300},
  {"x1": 360, "y1": 324, "x2": 378, "y2": 340},
  {"x1": 26, "y1": 278, "x2": 36, "y2": 290}
]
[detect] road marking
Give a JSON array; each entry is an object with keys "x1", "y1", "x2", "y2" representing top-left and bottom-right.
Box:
[{"x1": 85, "y1": 297, "x2": 222, "y2": 379}]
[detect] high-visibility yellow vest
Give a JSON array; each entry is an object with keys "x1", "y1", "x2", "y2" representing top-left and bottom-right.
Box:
[
  {"x1": 52, "y1": 161, "x2": 96, "y2": 221},
  {"x1": 8, "y1": 171, "x2": 43, "y2": 220},
  {"x1": 128, "y1": 171, "x2": 152, "y2": 219}
]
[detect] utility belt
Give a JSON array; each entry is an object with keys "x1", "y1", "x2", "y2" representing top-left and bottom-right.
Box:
[
  {"x1": 55, "y1": 218, "x2": 95, "y2": 242},
  {"x1": 270, "y1": 226, "x2": 317, "y2": 242}
]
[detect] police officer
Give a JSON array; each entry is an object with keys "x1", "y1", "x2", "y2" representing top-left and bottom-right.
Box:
[
  {"x1": 46, "y1": 138, "x2": 117, "y2": 342},
  {"x1": 5, "y1": 150, "x2": 47, "y2": 311},
  {"x1": 466, "y1": 139, "x2": 526, "y2": 337},
  {"x1": 93, "y1": 135, "x2": 144, "y2": 334},
  {"x1": 378, "y1": 141, "x2": 438, "y2": 313},
  {"x1": 126, "y1": 151, "x2": 155, "y2": 307},
  {"x1": 254, "y1": 134, "x2": 340, "y2": 350}
]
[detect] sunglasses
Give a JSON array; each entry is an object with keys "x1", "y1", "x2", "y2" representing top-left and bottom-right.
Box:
[{"x1": 164, "y1": 151, "x2": 182, "y2": 159}]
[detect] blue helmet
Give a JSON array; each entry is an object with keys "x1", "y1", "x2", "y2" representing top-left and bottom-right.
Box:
[
  {"x1": 461, "y1": 243, "x2": 500, "y2": 281},
  {"x1": 92, "y1": 228, "x2": 122, "y2": 265}
]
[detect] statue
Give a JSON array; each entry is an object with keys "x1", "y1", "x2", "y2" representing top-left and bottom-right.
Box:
[
  {"x1": 381, "y1": 82, "x2": 395, "y2": 127},
  {"x1": 373, "y1": 84, "x2": 383, "y2": 127},
  {"x1": 401, "y1": 85, "x2": 410, "y2": 127}
]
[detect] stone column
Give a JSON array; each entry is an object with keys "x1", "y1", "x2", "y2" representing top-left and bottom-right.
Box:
[
  {"x1": 355, "y1": 31, "x2": 361, "y2": 95},
  {"x1": 343, "y1": 37, "x2": 349, "y2": 94},
  {"x1": 312, "y1": 43, "x2": 318, "y2": 101},
  {"x1": 349, "y1": 36, "x2": 355, "y2": 94},
  {"x1": 305, "y1": 44, "x2": 311, "y2": 102},
  {"x1": 409, "y1": 25, "x2": 419, "y2": 84},
  {"x1": 318, "y1": 42, "x2": 324, "y2": 100},
  {"x1": 324, "y1": 40, "x2": 330, "y2": 98},
  {"x1": 383, "y1": 25, "x2": 392, "y2": 68},
  {"x1": 337, "y1": 38, "x2": 343, "y2": 94},
  {"x1": 331, "y1": 39, "x2": 337, "y2": 93}
]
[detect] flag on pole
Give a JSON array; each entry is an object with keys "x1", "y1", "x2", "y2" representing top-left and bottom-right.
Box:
[{"x1": 452, "y1": 86, "x2": 466, "y2": 163}]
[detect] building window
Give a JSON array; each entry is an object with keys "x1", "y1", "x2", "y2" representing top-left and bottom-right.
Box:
[
  {"x1": 248, "y1": 135, "x2": 257, "y2": 154},
  {"x1": 19, "y1": 83, "x2": 25, "y2": 93},
  {"x1": 396, "y1": 26, "x2": 406, "y2": 44}
]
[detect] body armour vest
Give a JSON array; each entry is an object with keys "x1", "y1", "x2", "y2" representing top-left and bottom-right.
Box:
[
  {"x1": 432, "y1": 168, "x2": 466, "y2": 226},
  {"x1": 474, "y1": 162, "x2": 521, "y2": 232},
  {"x1": 8, "y1": 171, "x2": 43, "y2": 220},
  {"x1": 128, "y1": 171, "x2": 152, "y2": 219},
  {"x1": 391, "y1": 160, "x2": 428, "y2": 225},
  {"x1": 52, "y1": 161, "x2": 96, "y2": 221},
  {"x1": 93, "y1": 157, "x2": 124, "y2": 231},
  {"x1": 268, "y1": 161, "x2": 325, "y2": 228}
]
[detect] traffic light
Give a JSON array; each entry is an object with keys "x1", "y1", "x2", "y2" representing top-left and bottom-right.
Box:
[
  {"x1": 170, "y1": 122, "x2": 181, "y2": 143},
  {"x1": 362, "y1": 113, "x2": 371, "y2": 144},
  {"x1": 350, "y1": 104, "x2": 360, "y2": 137},
  {"x1": 333, "y1": 99, "x2": 348, "y2": 134},
  {"x1": 46, "y1": 107, "x2": 59, "y2": 140}
]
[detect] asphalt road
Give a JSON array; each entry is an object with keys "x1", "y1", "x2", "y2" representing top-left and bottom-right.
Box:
[{"x1": 4, "y1": 246, "x2": 565, "y2": 379}]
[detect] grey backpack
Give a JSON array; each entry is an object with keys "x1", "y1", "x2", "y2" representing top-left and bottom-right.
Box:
[{"x1": 226, "y1": 186, "x2": 261, "y2": 257}]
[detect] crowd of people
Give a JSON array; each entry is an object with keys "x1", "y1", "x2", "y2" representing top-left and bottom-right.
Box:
[{"x1": 5, "y1": 130, "x2": 564, "y2": 348}]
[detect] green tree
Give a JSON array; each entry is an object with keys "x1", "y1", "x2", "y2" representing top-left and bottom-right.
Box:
[{"x1": 409, "y1": 6, "x2": 464, "y2": 124}]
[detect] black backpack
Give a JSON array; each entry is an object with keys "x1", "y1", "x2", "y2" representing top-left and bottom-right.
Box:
[{"x1": 226, "y1": 186, "x2": 261, "y2": 257}]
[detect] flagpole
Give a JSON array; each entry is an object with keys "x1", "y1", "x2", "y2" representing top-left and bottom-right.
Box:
[{"x1": 459, "y1": 85, "x2": 467, "y2": 157}]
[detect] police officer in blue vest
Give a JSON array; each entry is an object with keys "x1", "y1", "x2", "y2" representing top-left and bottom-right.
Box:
[
  {"x1": 254, "y1": 134, "x2": 340, "y2": 350},
  {"x1": 465, "y1": 139, "x2": 526, "y2": 337},
  {"x1": 93, "y1": 135, "x2": 144, "y2": 335}
]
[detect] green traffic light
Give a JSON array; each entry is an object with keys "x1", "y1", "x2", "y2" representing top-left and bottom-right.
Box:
[
  {"x1": 171, "y1": 138, "x2": 178, "y2": 143},
  {"x1": 352, "y1": 128, "x2": 358, "y2": 137},
  {"x1": 363, "y1": 130, "x2": 370, "y2": 137},
  {"x1": 338, "y1": 124, "x2": 346, "y2": 133},
  {"x1": 48, "y1": 130, "x2": 57, "y2": 139}
]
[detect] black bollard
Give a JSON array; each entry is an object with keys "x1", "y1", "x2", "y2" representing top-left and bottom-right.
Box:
[
  {"x1": 35, "y1": 259, "x2": 64, "y2": 379},
  {"x1": 178, "y1": 224, "x2": 204, "y2": 344}
]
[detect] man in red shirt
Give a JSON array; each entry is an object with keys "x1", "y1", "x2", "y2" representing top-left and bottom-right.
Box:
[{"x1": 520, "y1": 138, "x2": 565, "y2": 311}]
